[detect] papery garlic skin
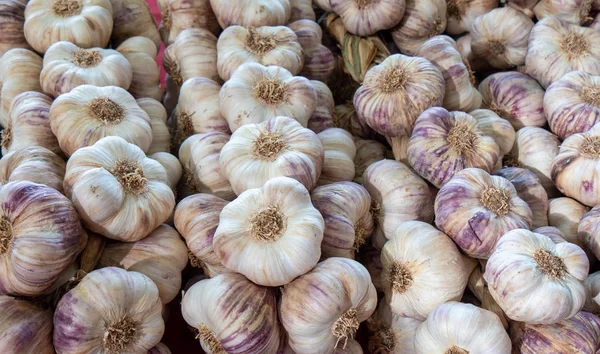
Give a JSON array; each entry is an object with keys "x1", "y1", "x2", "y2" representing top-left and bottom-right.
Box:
[
  {"x1": 408, "y1": 108, "x2": 500, "y2": 188},
  {"x1": 435, "y1": 168, "x2": 533, "y2": 259},
  {"x1": 162, "y1": 28, "x2": 218, "y2": 87},
  {"x1": 484, "y1": 229, "x2": 588, "y2": 324},
  {"x1": 0, "y1": 146, "x2": 66, "y2": 193},
  {"x1": 0, "y1": 295, "x2": 54, "y2": 354},
  {"x1": 578, "y1": 206, "x2": 600, "y2": 260},
  {"x1": 220, "y1": 63, "x2": 317, "y2": 132},
  {"x1": 0, "y1": 181, "x2": 86, "y2": 296},
  {"x1": 0, "y1": 0, "x2": 30, "y2": 56},
  {"x1": 317, "y1": 128, "x2": 357, "y2": 186},
  {"x1": 220, "y1": 116, "x2": 323, "y2": 195},
  {"x1": 210, "y1": 0, "x2": 291, "y2": 28},
  {"x1": 148, "y1": 152, "x2": 182, "y2": 193},
  {"x1": 526, "y1": 17, "x2": 600, "y2": 89},
  {"x1": 445, "y1": 0, "x2": 499, "y2": 35},
  {"x1": 64, "y1": 136, "x2": 175, "y2": 242},
  {"x1": 535, "y1": 225, "x2": 568, "y2": 244},
  {"x1": 137, "y1": 98, "x2": 171, "y2": 155},
  {"x1": 471, "y1": 7, "x2": 534, "y2": 69},
  {"x1": 506, "y1": 0, "x2": 540, "y2": 17},
  {"x1": 53, "y1": 267, "x2": 164, "y2": 354},
  {"x1": 334, "y1": 103, "x2": 377, "y2": 140},
  {"x1": 117, "y1": 37, "x2": 164, "y2": 101},
  {"x1": 548, "y1": 197, "x2": 591, "y2": 253},
  {"x1": 330, "y1": 0, "x2": 405, "y2": 36},
  {"x1": 470, "y1": 109, "x2": 516, "y2": 157},
  {"x1": 158, "y1": 0, "x2": 220, "y2": 45},
  {"x1": 280, "y1": 257, "x2": 377, "y2": 354},
  {"x1": 391, "y1": 0, "x2": 447, "y2": 56},
  {"x1": 174, "y1": 193, "x2": 230, "y2": 277},
  {"x1": 583, "y1": 271, "x2": 600, "y2": 315},
  {"x1": 545, "y1": 71, "x2": 600, "y2": 139},
  {"x1": 288, "y1": 20, "x2": 335, "y2": 81},
  {"x1": 533, "y1": 0, "x2": 594, "y2": 25},
  {"x1": 110, "y1": 0, "x2": 161, "y2": 49},
  {"x1": 468, "y1": 263, "x2": 509, "y2": 329},
  {"x1": 24, "y1": 0, "x2": 113, "y2": 54},
  {"x1": 381, "y1": 221, "x2": 475, "y2": 320},
  {"x1": 182, "y1": 273, "x2": 281, "y2": 354},
  {"x1": 353, "y1": 139, "x2": 391, "y2": 184},
  {"x1": 307, "y1": 80, "x2": 335, "y2": 133},
  {"x1": 214, "y1": 177, "x2": 324, "y2": 286},
  {"x1": 367, "y1": 299, "x2": 421, "y2": 354},
  {"x1": 217, "y1": 25, "x2": 303, "y2": 81},
  {"x1": 414, "y1": 301, "x2": 511, "y2": 354}
]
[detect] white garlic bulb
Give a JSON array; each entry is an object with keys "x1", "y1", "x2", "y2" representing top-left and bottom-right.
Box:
[
  {"x1": 0, "y1": 146, "x2": 65, "y2": 193},
  {"x1": 219, "y1": 62, "x2": 317, "y2": 132},
  {"x1": 162, "y1": 28, "x2": 218, "y2": 87},
  {"x1": 41, "y1": 41, "x2": 133, "y2": 97},
  {"x1": 317, "y1": 128, "x2": 357, "y2": 186},
  {"x1": 391, "y1": 0, "x2": 447, "y2": 56},
  {"x1": 307, "y1": 80, "x2": 335, "y2": 133},
  {"x1": 137, "y1": 98, "x2": 171, "y2": 155},
  {"x1": 533, "y1": 0, "x2": 595, "y2": 25},
  {"x1": 484, "y1": 229, "x2": 588, "y2": 324},
  {"x1": 148, "y1": 152, "x2": 182, "y2": 193},
  {"x1": 445, "y1": 0, "x2": 499, "y2": 35},
  {"x1": 0, "y1": 295, "x2": 54, "y2": 353},
  {"x1": 210, "y1": 0, "x2": 291, "y2": 28},
  {"x1": 214, "y1": 177, "x2": 324, "y2": 286},
  {"x1": 158, "y1": 0, "x2": 220, "y2": 45},
  {"x1": 117, "y1": 37, "x2": 164, "y2": 101},
  {"x1": 330, "y1": 0, "x2": 405, "y2": 36},
  {"x1": 220, "y1": 116, "x2": 323, "y2": 195}
]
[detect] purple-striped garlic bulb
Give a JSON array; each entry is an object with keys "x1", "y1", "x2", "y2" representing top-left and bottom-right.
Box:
[
  {"x1": 415, "y1": 36, "x2": 482, "y2": 112},
  {"x1": 533, "y1": 0, "x2": 595, "y2": 25},
  {"x1": 0, "y1": 295, "x2": 54, "y2": 353},
  {"x1": 137, "y1": 98, "x2": 171, "y2": 155},
  {"x1": 484, "y1": 229, "x2": 588, "y2": 324},
  {"x1": 470, "y1": 109, "x2": 515, "y2": 164},
  {"x1": 311, "y1": 182, "x2": 374, "y2": 259},
  {"x1": 220, "y1": 116, "x2": 323, "y2": 195},
  {"x1": 179, "y1": 132, "x2": 235, "y2": 200},
  {"x1": 220, "y1": 63, "x2": 317, "y2": 132},
  {"x1": 329, "y1": 0, "x2": 405, "y2": 36},
  {"x1": 526, "y1": 17, "x2": 600, "y2": 89},
  {"x1": 0, "y1": 0, "x2": 30, "y2": 57},
  {"x1": 182, "y1": 273, "x2": 281, "y2": 354},
  {"x1": 353, "y1": 138, "x2": 392, "y2": 184},
  {"x1": 552, "y1": 123, "x2": 600, "y2": 206},
  {"x1": 117, "y1": 37, "x2": 164, "y2": 102},
  {"x1": 407, "y1": 108, "x2": 500, "y2": 188},
  {"x1": 545, "y1": 71, "x2": 600, "y2": 139},
  {"x1": 353, "y1": 54, "x2": 444, "y2": 161},
  {"x1": 583, "y1": 271, "x2": 600, "y2": 315},
  {"x1": 506, "y1": 0, "x2": 540, "y2": 17},
  {"x1": 391, "y1": 0, "x2": 447, "y2": 56},
  {"x1": 414, "y1": 302, "x2": 511, "y2": 354},
  {"x1": 471, "y1": 7, "x2": 534, "y2": 69},
  {"x1": 0, "y1": 181, "x2": 86, "y2": 296},
  {"x1": 467, "y1": 262, "x2": 509, "y2": 329},
  {"x1": 162, "y1": 28, "x2": 218, "y2": 87},
  {"x1": 158, "y1": 0, "x2": 220, "y2": 45},
  {"x1": 53, "y1": 267, "x2": 164, "y2": 353},
  {"x1": 288, "y1": 20, "x2": 335, "y2": 81},
  {"x1": 210, "y1": 0, "x2": 291, "y2": 28},
  {"x1": 307, "y1": 80, "x2": 335, "y2": 133},
  {"x1": 579, "y1": 205, "x2": 600, "y2": 260},
  {"x1": 280, "y1": 257, "x2": 377, "y2": 354},
  {"x1": 445, "y1": 0, "x2": 499, "y2": 35},
  {"x1": 174, "y1": 193, "x2": 231, "y2": 277},
  {"x1": 494, "y1": 167, "x2": 549, "y2": 229},
  {"x1": 381, "y1": 221, "x2": 476, "y2": 320},
  {"x1": 317, "y1": 128, "x2": 356, "y2": 186},
  {"x1": 0, "y1": 146, "x2": 65, "y2": 193},
  {"x1": 367, "y1": 298, "x2": 422, "y2": 354},
  {"x1": 434, "y1": 168, "x2": 532, "y2": 259}
]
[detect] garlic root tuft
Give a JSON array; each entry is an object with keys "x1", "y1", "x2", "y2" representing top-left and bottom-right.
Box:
[
  {"x1": 533, "y1": 249, "x2": 567, "y2": 278},
  {"x1": 252, "y1": 131, "x2": 289, "y2": 161},
  {"x1": 72, "y1": 49, "x2": 102, "y2": 68},
  {"x1": 380, "y1": 69, "x2": 408, "y2": 93},
  {"x1": 177, "y1": 111, "x2": 196, "y2": 144},
  {"x1": 253, "y1": 78, "x2": 289, "y2": 105},
  {"x1": 250, "y1": 206, "x2": 286, "y2": 242},
  {"x1": 390, "y1": 262, "x2": 413, "y2": 294},
  {"x1": 104, "y1": 317, "x2": 137, "y2": 354},
  {"x1": 88, "y1": 97, "x2": 125, "y2": 125},
  {"x1": 246, "y1": 29, "x2": 277, "y2": 55},
  {"x1": 110, "y1": 159, "x2": 148, "y2": 194},
  {"x1": 561, "y1": 32, "x2": 589, "y2": 59},
  {"x1": 188, "y1": 251, "x2": 204, "y2": 269},
  {"x1": 447, "y1": 0, "x2": 469, "y2": 18},
  {"x1": 52, "y1": 0, "x2": 82, "y2": 17},
  {"x1": 0, "y1": 217, "x2": 13, "y2": 255},
  {"x1": 580, "y1": 86, "x2": 600, "y2": 106},
  {"x1": 487, "y1": 39, "x2": 505, "y2": 55},
  {"x1": 446, "y1": 346, "x2": 469, "y2": 354},
  {"x1": 502, "y1": 155, "x2": 521, "y2": 168},
  {"x1": 332, "y1": 309, "x2": 360, "y2": 349},
  {"x1": 480, "y1": 187, "x2": 510, "y2": 215},
  {"x1": 0, "y1": 126, "x2": 12, "y2": 150},
  {"x1": 580, "y1": 136, "x2": 600, "y2": 157},
  {"x1": 197, "y1": 324, "x2": 226, "y2": 354},
  {"x1": 447, "y1": 124, "x2": 477, "y2": 153}
]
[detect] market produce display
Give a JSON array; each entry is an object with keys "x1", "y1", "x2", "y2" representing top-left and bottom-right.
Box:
[{"x1": 5, "y1": 0, "x2": 600, "y2": 353}]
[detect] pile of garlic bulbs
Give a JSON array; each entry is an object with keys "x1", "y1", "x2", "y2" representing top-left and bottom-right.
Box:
[{"x1": 5, "y1": 0, "x2": 600, "y2": 353}]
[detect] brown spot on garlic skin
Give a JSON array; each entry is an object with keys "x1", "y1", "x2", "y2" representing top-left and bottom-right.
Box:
[
  {"x1": 0, "y1": 216, "x2": 13, "y2": 255},
  {"x1": 109, "y1": 159, "x2": 148, "y2": 194},
  {"x1": 253, "y1": 78, "x2": 289, "y2": 105},
  {"x1": 580, "y1": 136, "x2": 600, "y2": 158},
  {"x1": 332, "y1": 309, "x2": 360, "y2": 349},
  {"x1": 561, "y1": 32, "x2": 590, "y2": 60},
  {"x1": 390, "y1": 262, "x2": 413, "y2": 294},
  {"x1": 446, "y1": 345, "x2": 469, "y2": 354},
  {"x1": 71, "y1": 49, "x2": 102, "y2": 68},
  {"x1": 250, "y1": 206, "x2": 286, "y2": 242},
  {"x1": 1, "y1": 125, "x2": 12, "y2": 150},
  {"x1": 252, "y1": 131, "x2": 289, "y2": 161},
  {"x1": 88, "y1": 97, "x2": 125, "y2": 125},
  {"x1": 52, "y1": 0, "x2": 82, "y2": 17},
  {"x1": 480, "y1": 187, "x2": 510, "y2": 216},
  {"x1": 580, "y1": 86, "x2": 600, "y2": 107},
  {"x1": 103, "y1": 316, "x2": 137, "y2": 353},
  {"x1": 447, "y1": 124, "x2": 477, "y2": 154},
  {"x1": 380, "y1": 68, "x2": 409, "y2": 93},
  {"x1": 533, "y1": 249, "x2": 567, "y2": 278},
  {"x1": 197, "y1": 324, "x2": 226, "y2": 354},
  {"x1": 245, "y1": 29, "x2": 277, "y2": 56}
]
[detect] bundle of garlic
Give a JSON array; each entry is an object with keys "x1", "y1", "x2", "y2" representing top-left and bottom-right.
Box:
[
  {"x1": 158, "y1": 0, "x2": 220, "y2": 45},
  {"x1": 0, "y1": 0, "x2": 30, "y2": 56},
  {"x1": 288, "y1": 20, "x2": 335, "y2": 81},
  {"x1": 0, "y1": 146, "x2": 65, "y2": 193},
  {"x1": 210, "y1": 0, "x2": 291, "y2": 28},
  {"x1": 110, "y1": 0, "x2": 161, "y2": 49},
  {"x1": 117, "y1": 37, "x2": 164, "y2": 101},
  {"x1": 163, "y1": 28, "x2": 218, "y2": 87},
  {"x1": 0, "y1": 295, "x2": 54, "y2": 353}
]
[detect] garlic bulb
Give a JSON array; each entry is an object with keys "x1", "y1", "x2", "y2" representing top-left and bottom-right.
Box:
[
  {"x1": 526, "y1": 16, "x2": 600, "y2": 89},
  {"x1": 470, "y1": 7, "x2": 534, "y2": 69},
  {"x1": 220, "y1": 116, "x2": 323, "y2": 194},
  {"x1": 545, "y1": 71, "x2": 600, "y2": 139},
  {"x1": 98, "y1": 224, "x2": 188, "y2": 304},
  {"x1": 220, "y1": 63, "x2": 317, "y2": 132},
  {"x1": 579, "y1": 205, "x2": 600, "y2": 263},
  {"x1": 391, "y1": 0, "x2": 447, "y2": 56},
  {"x1": 148, "y1": 343, "x2": 171, "y2": 354},
  {"x1": 162, "y1": 28, "x2": 218, "y2": 87},
  {"x1": 415, "y1": 36, "x2": 482, "y2": 112},
  {"x1": 288, "y1": 20, "x2": 335, "y2": 81},
  {"x1": 1, "y1": 91, "x2": 61, "y2": 157},
  {"x1": 468, "y1": 263, "x2": 509, "y2": 329},
  {"x1": 158, "y1": 0, "x2": 220, "y2": 45},
  {"x1": 0, "y1": 295, "x2": 54, "y2": 353},
  {"x1": 548, "y1": 197, "x2": 591, "y2": 251},
  {"x1": 334, "y1": 103, "x2": 377, "y2": 140},
  {"x1": 494, "y1": 167, "x2": 549, "y2": 228},
  {"x1": 363, "y1": 159, "x2": 434, "y2": 240},
  {"x1": 330, "y1": 0, "x2": 405, "y2": 36},
  {"x1": 280, "y1": 257, "x2": 377, "y2": 354},
  {"x1": 484, "y1": 229, "x2": 588, "y2": 324},
  {"x1": 552, "y1": 123, "x2": 600, "y2": 206},
  {"x1": 533, "y1": 0, "x2": 595, "y2": 25},
  {"x1": 506, "y1": 0, "x2": 539, "y2": 17},
  {"x1": 49, "y1": 85, "x2": 153, "y2": 156},
  {"x1": 137, "y1": 98, "x2": 171, "y2": 155},
  {"x1": 367, "y1": 299, "x2": 421, "y2": 354},
  {"x1": 0, "y1": 0, "x2": 30, "y2": 56},
  {"x1": 110, "y1": 0, "x2": 161, "y2": 49},
  {"x1": 307, "y1": 80, "x2": 335, "y2": 133},
  {"x1": 181, "y1": 273, "x2": 281, "y2": 354},
  {"x1": 0, "y1": 48, "x2": 42, "y2": 128},
  {"x1": 470, "y1": 109, "x2": 516, "y2": 157},
  {"x1": 214, "y1": 177, "x2": 324, "y2": 286},
  {"x1": 318, "y1": 128, "x2": 357, "y2": 186},
  {"x1": 117, "y1": 37, "x2": 164, "y2": 101},
  {"x1": 505, "y1": 127, "x2": 560, "y2": 196},
  {"x1": 24, "y1": 0, "x2": 113, "y2": 54},
  {"x1": 511, "y1": 311, "x2": 600, "y2": 354},
  {"x1": 217, "y1": 25, "x2": 303, "y2": 81},
  {"x1": 170, "y1": 77, "x2": 230, "y2": 145},
  {"x1": 210, "y1": 0, "x2": 291, "y2": 28},
  {"x1": 311, "y1": 182, "x2": 373, "y2": 259},
  {"x1": 64, "y1": 136, "x2": 175, "y2": 242},
  {"x1": 174, "y1": 193, "x2": 230, "y2": 277},
  {"x1": 407, "y1": 108, "x2": 500, "y2": 188},
  {"x1": 0, "y1": 146, "x2": 65, "y2": 193},
  {"x1": 0, "y1": 181, "x2": 86, "y2": 296},
  {"x1": 353, "y1": 139, "x2": 391, "y2": 184},
  {"x1": 445, "y1": 0, "x2": 499, "y2": 35},
  {"x1": 381, "y1": 220, "x2": 475, "y2": 320},
  {"x1": 584, "y1": 271, "x2": 600, "y2": 314},
  {"x1": 178, "y1": 132, "x2": 235, "y2": 200},
  {"x1": 289, "y1": 0, "x2": 315, "y2": 22},
  {"x1": 435, "y1": 168, "x2": 532, "y2": 259},
  {"x1": 414, "y1": 301, "x2": 511, "y2": 354},
  {"x1": 148, "y1": 152, "x2": 182, "y2": 194},
  {"x1": 53, "y1": 267, "x2": 164, "y2": 354},
  {"x1": 41, "y1": 41, "x2": 132, "y2": 98}
]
